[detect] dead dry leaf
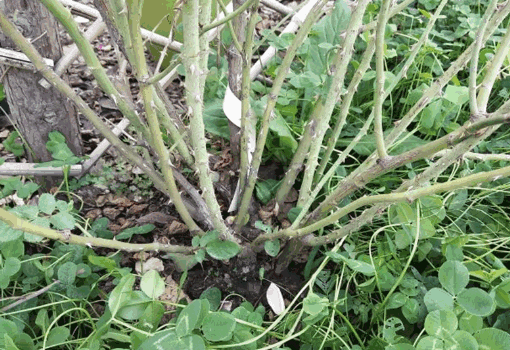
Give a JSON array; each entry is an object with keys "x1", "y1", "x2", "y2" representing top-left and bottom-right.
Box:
[
  {"x1": 127, "y1": 203, "x2": 148, "y2": 215},
  {"x1": 135, "y1": 257, "x2": 164, "y2": 274},
  {"x1": 167, "y1": 220, "x2": 188, "y2": 235},
  {"x1": 136, "y1": 212, "x2": 174, "y2": 225},
  {"x1": 85, "y1": 209, "x2": 102, "y2": 220},
  {"x1": 267, "y1": 282, "x2": 285, "y2": 315},
  {"x1": 103, "y1": 207, "x2": 121, "y2": 220},
  {"x1": 160, "y1": 275, "x2": 191, "y2": 310}
]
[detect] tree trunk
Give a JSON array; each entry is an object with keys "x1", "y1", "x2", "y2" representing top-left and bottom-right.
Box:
[{"x1": 0, "y1": 0, "x2": 82, "y2": 188}]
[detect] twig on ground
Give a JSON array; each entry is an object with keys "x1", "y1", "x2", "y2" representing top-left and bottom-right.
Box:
[{"x1": 1, "y1": 280, "x2": 61, "y2": 313}]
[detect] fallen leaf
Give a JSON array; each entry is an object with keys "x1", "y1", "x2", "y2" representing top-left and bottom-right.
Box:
[
  {"x1": 267, "y1": 282, "x2": 285, "y2": 315},
  {"x1": 127, "y1": 203, "x2": 148, "y2": 215},
  {"x1": 136, "y1": 212, "x2": 174, "y2": 225},
  {"x1": 109, "y1": 196, "x2": 132, "y2": 207},
  {"x1": 159, "y1": 275, "x2": 191, "y2": 310},
  {"x1": 103, "y1": 207, "x2": 121, "y2": 220},
  {"x1": 135, "y1": 257, "x2": 164, "y2": 274},
  {"x1": 85, "y1": 209, "x2": 102, "y2": 220},
  {"x1": 167, "y1": 220, "x2": 187, "y2": 235},
  {"x1": 95, "y1": 195, "x2": 107, "y2": 207}
]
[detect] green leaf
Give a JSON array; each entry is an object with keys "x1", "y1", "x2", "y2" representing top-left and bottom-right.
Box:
[
  {"x1": 140, "y1": 270, "x2": 165, "y2": 299},
  {"x1": 447, "y1": 330, "x2": 478, "y2": 350},
  {"x1": 444, "y1": 85, "x2": 469, "y2": 105},
  {"x1": 254, "y1": 221, "x2": 272, "y2": 233},
  {"x1": 48, "y1": 130, "x2": 66, "y2": 143},
  {"x1": 0, "y1": 222, "x2": 23, "y2": 243},
  {"x1": 402, "y1": 298, "x2": 421, "y2": 324},
  {"x1": 303, "y1": 293, "x2": 329, "y2": 316},
  {"x1": 16, "y1": 182, "x2": 39, "y2": 199},
  {"x1": 424, "y1": 309, "x2": 458, "y2": 337},
  {"x1": 304, "y1": 0, "x2": 351, "y2": 77},
  {"x1": 3, "y1": 257, "x2": 20, "y2": 277},
  {"x1": 2, "y1": 131, "x2": 24, "y2": 157},
  {"x1": 232, "y1": 329, "x2": 257, "y2": 350},
  {"x1": 439, "y1": 261, "x2": 469, "y2": 295},
  {"x1": 139, "y1": 301, "x2": 165, "y2": 331},
  {"x1": 419, "y1": 195, "x2": 446, "y2": 225},
  {"x1": 327, "y1": 252, "x2": 375, "y2": 276},
  {"x1": 458, "y1": 312, "x2": 483, "y2": 334},
  {"x1": 108, "y1": 274, "x2": 135, "y2": 317},
  {"x1": 201, "y1": 312, "x2": 236, "y2": 342},
  {"x1": 445, "y1": 245, "x2": 464, "y2": 261},
  {"x1": 390, "y1": 134, "x2": 428, "y2": 155},
  {"x1": 175, "y1": 299, "x2": 205, "y2": 337},
  {"x1": 66, "y1": 285, "x2": 90, "y2": 299},
  {"x1": 179, "y1": 335, "x2": 206, "y2": 350},
  {"x1": 194, "y1": 249, "x2": 205, "y2": 264},
  {"x1": 0, "y1": 318, "x2": 17, "y2": 338},
  {"x1": 264, "y1": 239, "x2": 280, "y2": 257},
  {"x1": 199, "y1": 230, "x2": 220, "y2": 247},
  {"x1": 287, "y1": 207, "x2": 302, "y2": 223},
  {"x1": 4, "y1": 334, "x2": 20, "y2": 350},
  {"x1": 448, "y1": 189, "x2": 467, "y2": 210},
  {"x1": 137, "y1": 330, "x2": 183, "y2": 350},
  {"x1": 390, "y1": 202, "x2": 415, "y2": 224},
  {"x1": 386, "y1": 343, "x2": 415, "y2": 350},
  {"x1": 89, "y1": 217, "x2": 113, "y2": 239},
  {"x1": 416, "y1": 336, "x2": 443, "y2": 350},
  {"x1": 495, "y1": 284, "x2": 510, "y2": 309},
  {"x1": 206, "y1": 239, "x2": 240, "y2": 260},
  {"x1": 116, "y1": 224, "x2": 155, "y2": 240},
  {"x1": 203, "y1": 100, "x2": 229, "y2": 139},
  {"x1": 346, "y1": 258, "x2": 375, "y2": 276},
  {"x1": 386, "y1": 292, "x2": 408, "y2": 310},
  {"x1": 424, "y1": 288, "x2": 454, "y2": 312},
  {"x1": 76, "y1": 263, "x2": 91, "y2": 278},
  {"x1": 88, "y1": 255, "x2": 117, "y2": 271},
  {"x1": 35, "y1": 309, "x2": 50, "y2": 333},
  {"x1": 117, "y1": 291, "x2": 151, "y2": 321},
  {"x1": 269, "y1": 113, "x2": 298, "y2": 153},
  {"x1": 0, "y1": 237, "x2": 24, "y2": 258},
  {"x1": 474, "y1": 328, "x2": 510, "y2": 350},
  {"x1": 248, "y1": 310, "x2": 263, "y2": 327},
  {"x1": 0, "y1": 271, "x2": 10, "y2": 289},
  {"x1": 289, "y1": 70, "x2": 322, "y2": 89},
  {"x1": 457, "y1": 288, "x2": 494, "y2": 316},
  {"x1": 200, "y1": 287, "x2": 221, "y2": 311},
  {"x1": 263, "y1": 30, "x2": 294, "y2": 50},
  {"x1": 46, "y1": 326, "x2": 70, "y2": 347},
  {"x1": 420, "y1": 99, "x2": 442, "y2": 130},
  {"x1": 55, "y1": 199, "x2": 70, "y2": 213},
  {"x1": 43, "y1": 131, "x2": 81, "y2": 165},
  {"x1": 50, "y1": 212, "x2": 76, "y2": 230},
  {"x1": 255, "y1": 179, "x2": 279, "y2": 205},
  {"x1": 58, "y1": 262, "x2": 77, "y2": 286},
  {"x1": 38, "y1": 193, "x2": 56, "y2": 215}
]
